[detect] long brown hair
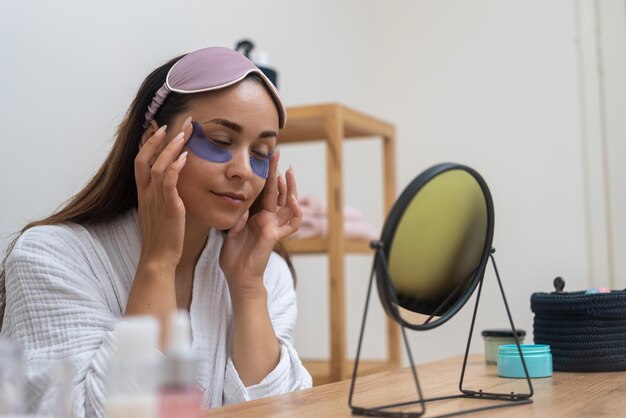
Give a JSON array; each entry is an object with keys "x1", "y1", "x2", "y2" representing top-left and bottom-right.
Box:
[{"x1": 0, "y1": 53, "x2": 294, "y2": 327}]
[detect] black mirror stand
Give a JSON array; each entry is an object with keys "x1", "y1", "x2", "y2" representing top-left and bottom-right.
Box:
[{"x1": 348, "y1": 247, "x2": 534, "y2": 418}]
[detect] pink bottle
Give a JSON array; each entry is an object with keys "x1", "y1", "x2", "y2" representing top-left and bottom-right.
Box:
[
  {"x1": 160, "y1": 311, "x2": 203, "y2": 418},
  {"x1": 160, "y1": 389, "x2": 203, "y2": 418}
]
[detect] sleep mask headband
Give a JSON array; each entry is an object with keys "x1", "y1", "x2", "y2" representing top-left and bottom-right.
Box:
[
  {"x1": 186, "y1": 121, "x2": 273, "y2": 179},
  {"x1": 143, "y1": 46, "x2": 286, "y2": 129}
]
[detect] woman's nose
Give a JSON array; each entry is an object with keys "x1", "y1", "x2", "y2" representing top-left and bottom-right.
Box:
[{"x1": 225, "y1": 149, "x2": 254, "y2": 181}]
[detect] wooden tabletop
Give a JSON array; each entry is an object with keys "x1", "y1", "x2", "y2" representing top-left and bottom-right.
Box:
[{"x1": 206, "y1": 355, "x2": 626, "y2": 417}]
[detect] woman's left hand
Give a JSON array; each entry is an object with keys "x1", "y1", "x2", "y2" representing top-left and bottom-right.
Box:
[{"x1": 219, "y1": 150, "x2": 301, "y2": 299}]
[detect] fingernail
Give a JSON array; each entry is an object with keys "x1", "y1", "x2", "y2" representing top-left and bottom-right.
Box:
[
  {"x1": 289, "y1": 164, "x2": 294, "y2": 174},
  {"x1": 174, "y1": 132, "x2": 185, "y2": 142},
  {"x1": 182, "y1": 116, "x2": 192, "y2": 130},
  {"x1": 179, "y1": 151, "x2": 188, "y2": 160},
  {"x1": 157, "y1": 125, "x2": 167, "y2": 135}
]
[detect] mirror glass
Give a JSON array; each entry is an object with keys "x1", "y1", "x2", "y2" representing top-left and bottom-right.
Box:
[{"x1": 377, "y1": 166, "x2": 492, "y2": 329}]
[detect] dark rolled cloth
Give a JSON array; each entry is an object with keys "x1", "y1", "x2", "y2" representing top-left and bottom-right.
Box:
[{"x1": 531, "y1": 290, "x2": 626, "y2": 372}]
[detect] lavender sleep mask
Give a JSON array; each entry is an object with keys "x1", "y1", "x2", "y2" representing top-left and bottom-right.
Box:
[
  {"x1": 144, "y1": 47, "x2": 286, "y2": 129},
  {"x1": 186, "y1": 122, "x2": 273, "y2": 179}
]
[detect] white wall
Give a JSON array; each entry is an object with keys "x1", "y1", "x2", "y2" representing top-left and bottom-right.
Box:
[
  {"x1": 0, "y1": 0, "x2": 613, "y2": 367},
  {"x1": 587, "y1": 0, "x2": 626, "y2": 289},
  {"x1": 374, "y1": 0, "x2": 590, "y2": 363}
]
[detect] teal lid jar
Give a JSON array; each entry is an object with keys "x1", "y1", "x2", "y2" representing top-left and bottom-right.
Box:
[
  {"x1": 498, "y1": 344, "x2": 553, "y2": 378},
  {"x1": 481, "y1": 329, "x2": 526, "y2": 364}
]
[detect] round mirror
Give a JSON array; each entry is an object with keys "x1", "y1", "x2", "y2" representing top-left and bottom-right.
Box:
[{"x1": 376, "y1": 163, "x2": 494, "y2": 330}]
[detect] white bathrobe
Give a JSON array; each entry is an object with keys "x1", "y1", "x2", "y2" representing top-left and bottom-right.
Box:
[{"x1": 0, "y1": 209, "x2": 312, "y2": 418}]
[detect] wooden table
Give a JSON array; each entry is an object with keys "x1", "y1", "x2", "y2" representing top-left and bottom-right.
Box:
[{"x1": 206, "y1": 355, "x2": 626, "y2": 417}]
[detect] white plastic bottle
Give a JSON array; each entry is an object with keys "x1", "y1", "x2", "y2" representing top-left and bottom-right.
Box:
[
  {"x1": 159, "y1": 310, "x2": 203, "y2": 418},
  {"x1": 105, "y1": 316, "x2": 161, "y2": 418}
]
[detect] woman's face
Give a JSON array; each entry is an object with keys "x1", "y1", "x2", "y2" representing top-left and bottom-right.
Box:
[{"x1": 164, "y1": 79, "x2": 279, "y2": 230}]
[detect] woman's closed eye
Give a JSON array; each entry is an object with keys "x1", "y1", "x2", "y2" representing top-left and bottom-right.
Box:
[
  {"x1": 251, "y1": 146, "x2": 272, "y2": 160},
  {"x1": 199, "y1": 127, "x2": 273, "y2": 160},
  {"x1": 208, "y1": 139, "x2": 272, "y2": 160},
  {"x1": 207, "y1": 137, "x2": 231, "y2": 148}
]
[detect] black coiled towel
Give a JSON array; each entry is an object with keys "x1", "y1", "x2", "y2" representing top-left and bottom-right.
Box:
[{"x1": 531, "y1": 291, "x2": 626, "y2": 372}]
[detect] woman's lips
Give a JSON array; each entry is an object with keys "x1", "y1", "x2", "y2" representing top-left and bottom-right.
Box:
[{"x1": 211, "y1": 191, "x2": 246, "y2": 206}]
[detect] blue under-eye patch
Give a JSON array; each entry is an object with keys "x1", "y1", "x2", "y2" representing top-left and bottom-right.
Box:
[{"x1": 186, "y1": 122, "x2": 272, "y2": 179}]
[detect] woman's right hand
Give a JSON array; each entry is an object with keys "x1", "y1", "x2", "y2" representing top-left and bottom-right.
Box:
[{"x1": 133, "y1": 117, "x2": 193, "y2": 271}]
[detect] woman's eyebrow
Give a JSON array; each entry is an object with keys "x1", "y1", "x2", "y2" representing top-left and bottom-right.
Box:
[
  {"x1": 259, "y1": 130, "x2": 278, "y2": 139},
  {"x1": 203, "y1": 118, "x2": 242, "y2": 133},
  {"x1": 203, "y1": 118, "x2": 278, "y2": 139}
]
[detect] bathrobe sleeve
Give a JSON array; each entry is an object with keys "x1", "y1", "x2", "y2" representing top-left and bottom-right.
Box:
[
  {"x1": 0, "y1": 225, "x2": 129, "y2": 418},
  {"x1": 222, "y1": 252, "x2": 312, "y2": 404}
]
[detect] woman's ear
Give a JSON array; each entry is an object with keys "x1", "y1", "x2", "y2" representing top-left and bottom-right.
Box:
[{"x1": 139, "y1": 120, "x2": 160, "y2": 150}]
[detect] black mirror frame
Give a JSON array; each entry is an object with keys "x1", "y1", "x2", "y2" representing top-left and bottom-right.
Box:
[{"x1": 376, "y1": 163, "x2": 495, "y2": 331}]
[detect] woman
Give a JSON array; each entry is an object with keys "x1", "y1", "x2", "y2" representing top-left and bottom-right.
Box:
[{"x1": 0, "y1": 46, "x2": 312, "y2": 417}]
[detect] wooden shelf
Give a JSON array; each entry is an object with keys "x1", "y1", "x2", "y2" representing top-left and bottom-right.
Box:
[
  {"x1": 302, "y1": 359, "x2": 397, "y2": 386},
  {"x1": 281, "y1": 103, "x2": 399, "y2": 384},
  {"x1": 283, "y1": 237, "x2": 374, "y2": 254},
  {"x1": 279, "y1": 103, "x2": 395, "y2": 143}
]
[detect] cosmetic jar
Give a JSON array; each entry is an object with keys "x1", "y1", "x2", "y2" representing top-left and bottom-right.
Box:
[
  {"x1": 497, "y1": 344, "x2": 552, "y2": 378},
  {"x1": 481, "y1": 329, "x2": 526, "y2": 365}
]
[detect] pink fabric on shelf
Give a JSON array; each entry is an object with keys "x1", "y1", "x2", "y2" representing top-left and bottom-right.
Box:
[
  {"x1": 344, "y1": 219, "x2": 379, "y2": 240},
  {"x1": 293, "y1": 218, "x2": 325, "y2": 239},
  {"x1": 298, "y1": 194, "x2": 325, "y2": 216},
  {"x1": 292, "y1": 194, "x2": 379, "y2": 240},
  {"x1": 297, "y1": 194, "x2": 365, "y2": 220}
]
